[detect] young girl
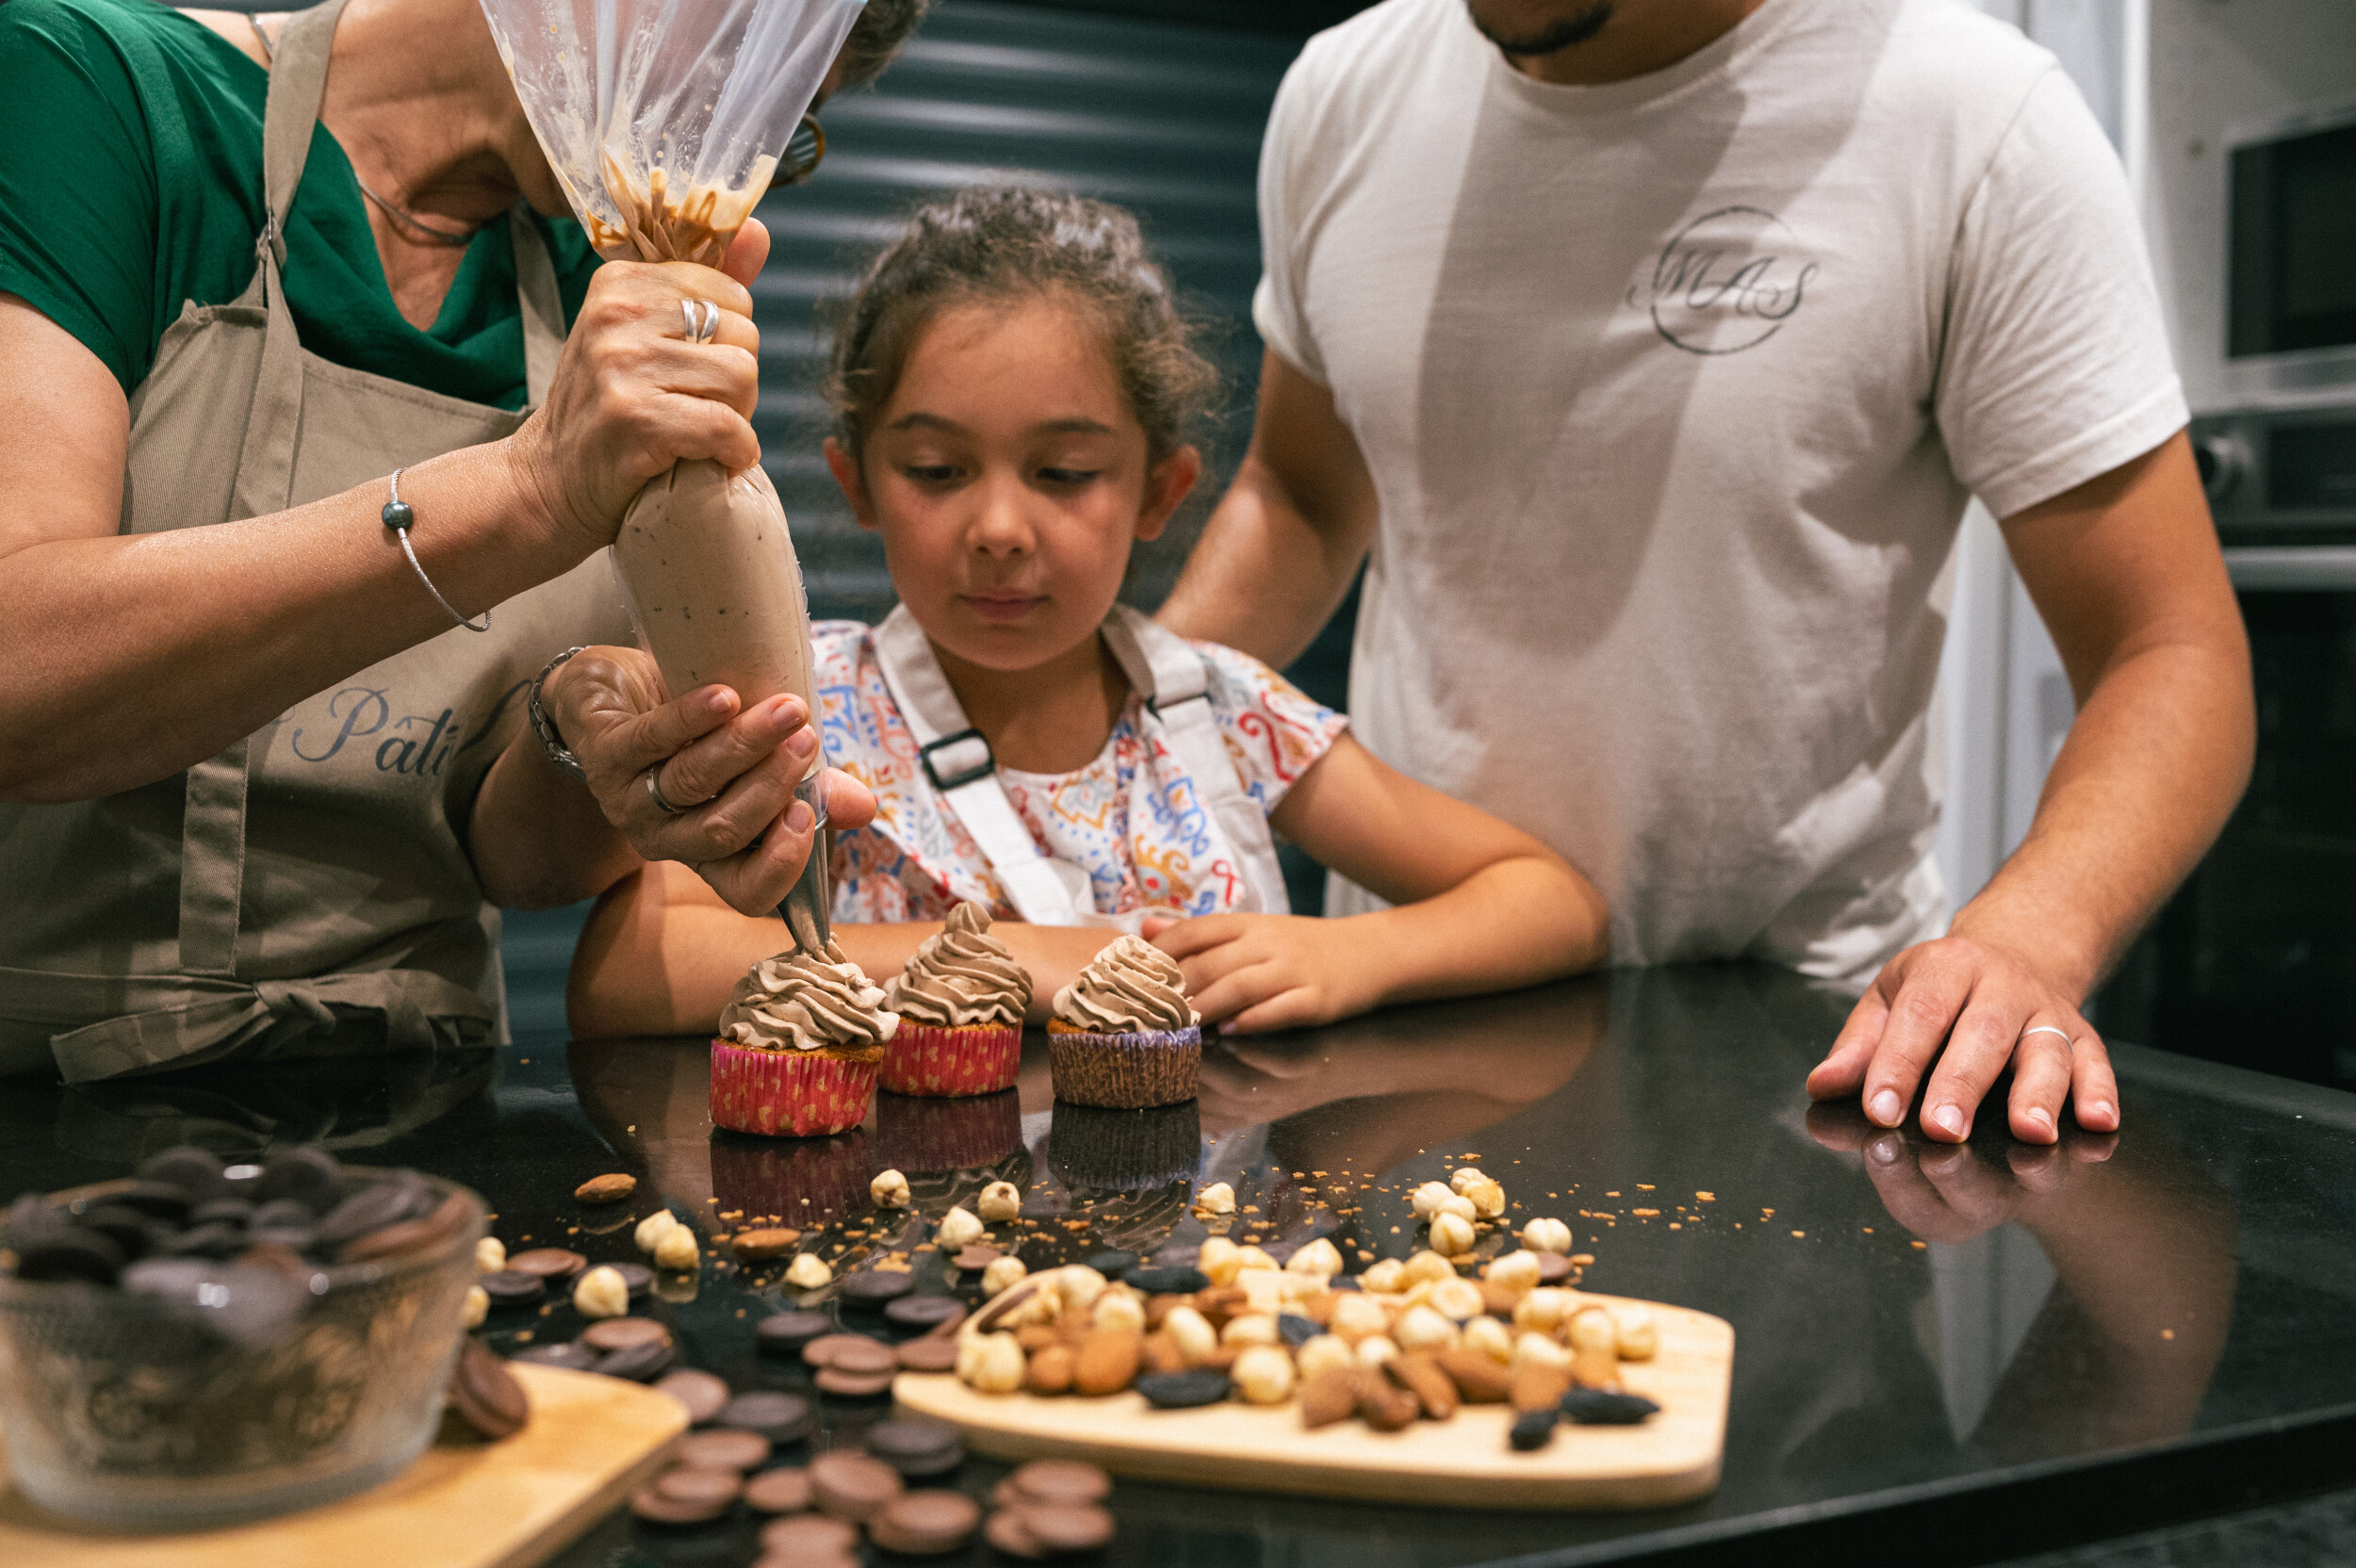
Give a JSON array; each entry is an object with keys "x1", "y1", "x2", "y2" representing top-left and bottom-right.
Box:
[{"x1": 568, "y1": 188, "x2": 1608, "y2": 1036}]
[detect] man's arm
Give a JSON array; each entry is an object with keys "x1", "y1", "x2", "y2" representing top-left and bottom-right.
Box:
[
  {"x1": 1155, "y1": 349, "x2": 1379, "y2": 668},
  {"x1": 1808, "y1": 431, "x2": 2253, "y2": 1143}
]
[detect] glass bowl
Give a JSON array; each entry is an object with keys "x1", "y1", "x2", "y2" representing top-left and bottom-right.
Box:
[{"x1": 0, "y1": 1168, "x2": 484, "y2": 1529}]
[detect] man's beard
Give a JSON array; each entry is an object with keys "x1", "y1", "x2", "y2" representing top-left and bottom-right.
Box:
[{"x1": 1468, "y1": 1, "x2": 1615, "y2": 57}]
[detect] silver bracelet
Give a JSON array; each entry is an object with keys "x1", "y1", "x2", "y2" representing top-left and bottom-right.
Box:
[
  {"x1": 529, "y1": 645, "x2": 590, "y2": 784},
  {"x1": 384, "y1": 467, "x2": 490, "y2": 633}
]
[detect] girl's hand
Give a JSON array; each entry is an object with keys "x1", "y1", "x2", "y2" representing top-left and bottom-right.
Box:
[
  {"x1": 1147, "y1": 912, "x2": 1387, "y2": 1034},
  {"x1": 509, "y1": 222, "x2": 772, "y2": 551},
  {"x1": 542, "y1": 643, "x2": 875, "y2": 914}
]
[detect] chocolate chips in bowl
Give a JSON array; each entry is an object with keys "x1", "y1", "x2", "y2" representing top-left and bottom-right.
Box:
[{"x1": 0, "y1": 1146, "x2": 486, "y2": 1529}]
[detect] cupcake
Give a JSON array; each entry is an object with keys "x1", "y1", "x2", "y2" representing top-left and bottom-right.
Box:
[
  {"x1": 1045, "y1": 935, "x2": 1202, "y2": 1109},
  {"x1": 881, "y1": 901, "x2": 1032, "y2": 1097},
  {"x1": 710, "y1": 942, "x2": 899, "y2": 1137}
]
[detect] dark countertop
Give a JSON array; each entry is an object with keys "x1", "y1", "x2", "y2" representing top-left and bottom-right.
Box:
[{"x1": 4, "y1": 962, "x2": 2354, "y2": 1567}]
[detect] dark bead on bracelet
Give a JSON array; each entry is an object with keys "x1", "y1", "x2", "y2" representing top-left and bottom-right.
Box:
[{"x1": 382, "y1": 498, "x2": 415, "y2": 532}]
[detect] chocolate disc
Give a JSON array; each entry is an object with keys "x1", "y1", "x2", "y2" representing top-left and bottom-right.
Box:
[
  {"x1": 883, "y1": 1296, "x2": 966, "y2": 1331},
  {"x1": 719, "y1": 1390, "x2": 815, "y2": 1444},
  {"x1": 630, "y1": 1484, "x2": 731, "y2": 1526},
  {"x1": 1085, "y1": 1250, "x2": 1139, "y2": 1278},
  {"x1": 594, "y1": 1338, "x2": 676, "y2": 1382},
  {"x1": 837, "y1": 1268, "x2": 914, "y2": 1307},
  {"x1": 865, "y1": 1419, "x2": 960, "y2": 1462},
  {"x1": 757, "y1": 1311, "x2": 836, "y2": 1352},
  {"x1": 868, "y1": 1489, "x2": 982, "y2": 1556},
  {"x1": 680, "y1": 1429, "x2": 774, "y2": 1472},
  {"x1": 581, "y1": 1315, "x2": 671, "y2": 1352},
  {"x1": 809, "y1": 1451, "x2": 902, "y2": 1522},
  {"x1": 1535, "y1": 1251, "x2": 1579, "y2": 1284},
  {"x1": 510, "y1": 1342, "x2": 598, "y2": 1372},
  {"x1": 802, "y1": 1332, "x2": 884, "y2": 1369},
  {"x1": 1006, "y1": 1460, "x2": 1111, "y2": 1508},
  {"x1": 654, "y1": 1465, "x2": 744, "y2": 1508},
  {"x1": 506, "y1": 1247, "x2": 588, "y2": 1280},
  {"x1": 654, "y1": 1368, "x2": 732, "y2": 1425},
  {"x1": 826, "y1": 1337, "x2": 897, "y2": 1376},
  {"x1": 744, "y1": 1466, "x2": 814, "y2": 1514},
  {"x1": 761, "y1": 1512, "x2": 860, "y2": 1555},
  {"x1": 951, "y1": 1246, "x2": 1002, "y2": 1272},
  {"x1": 445, "y1": 1343, "x2": 530, "y2": 1440},
  {"x1": 613, "y1": 1261, "x2": 655, "y2": 1297},
  {"x1": 985, "y1": 1508, "x2": 1045, "y2": 1559},
  {"x1": 1018, "y1": 1502, "x2": 1117, "y2": 1552},
  {"x1": 479, "y1": 1269, "x2": 545, "y2": 1306},
  {"x1": 813, "y1": 1365, "x2": 895, "y2": 1398},
  {"x1": 894, "y1": 1337, "x2": 959, "y2": 1373}
]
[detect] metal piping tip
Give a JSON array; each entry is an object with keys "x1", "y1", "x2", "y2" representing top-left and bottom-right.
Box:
[{"x1": 777, "y1": 771, "x2": 832, "y2": 953}]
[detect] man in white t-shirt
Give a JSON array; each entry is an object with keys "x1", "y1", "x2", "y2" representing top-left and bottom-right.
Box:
[{"x1": 1156, "y1": 0, "x2": 2252, "y2": 1144}]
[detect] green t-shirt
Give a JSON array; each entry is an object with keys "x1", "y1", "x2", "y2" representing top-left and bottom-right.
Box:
[{"x1": 0, "y1": 0, "x2": 601, "y2": 408}]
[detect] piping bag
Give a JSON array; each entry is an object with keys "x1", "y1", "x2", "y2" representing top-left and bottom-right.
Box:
[{"x1": 481, "y1": 0, "x2": 866, "y2": 951}]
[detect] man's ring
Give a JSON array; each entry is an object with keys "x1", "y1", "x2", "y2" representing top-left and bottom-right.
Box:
[
  {"x1": 680, "y1": 299, "x2": 719, "y2": 345},
  {"x1": 645, "y1": 765, "x2": 694, "y2": 816},
  {"x1": 2021, "y1": 1025, "x2": 2072, "y2": 1045}
]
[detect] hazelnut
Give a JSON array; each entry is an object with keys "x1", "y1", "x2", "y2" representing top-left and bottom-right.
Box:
[
  {"x1": 1330, "y1": 1293, "x2": 1390, "y2": 1343},
  {"x1": 1566, "y1": 1307, "x2": 1619, "y2": 1355},
  {"x1": 1361, "y1": 1257, "x2": 1407, "y2": 1294},
  {"x1": 1296, "y1": 1333, "x2": 1356, "y2": 1383},
  {"x1": 463, "y1": 1283, "x2": 489, "y2": 1328},
  {"x1": 1463, "y1": 1315, "x2": 1515, "y2": 1364},
  {"x1": 1428, "y1": 1278, "x2": 1485, "y2": 1322},
  {"x1": 1055, "y1": 1265, "x2": 1108, "y2": 1314},
  {"x1": 1192, "y1": 1182, "x2": 1235, "y2": 1217},
  {"x1": 935, "y1": 1206, "x2": 985, "y2": 1250},
  {"x1": 654, "y1": 1225, "x2": 700, "y2": 1271},
  {"x1": 981, "y1": 1256, "x2": 1030, "y2": 1298},
  {"x1": 1092, "y1": 1288, "x2": 1146, "y2": 1334},
  {"x1": 1429, "y1": 1213, "x2": 1478, "y2": 1257},
  {"x1": 572, "y1": 1265, "x2": 629, "y2": 1318},
  {"x1": 1233, "y1": 1244, "x2": 1279, "y2": 1275},
  {"x1": 474, "y1": 1236, "x2": 507, "y2": 1274},
  {"x1": 1221, "y1": 1313, "x2": 1280, "y2": 1348},
  {"x1": 1484, "y1": 1250, "x2": 1543, "y2": 1297},
  {"x1": 1449, "y1": 1168, "x2": 1484, "y2": 1196},
  {"x1": 976, "y1": 1181, "x2": 1023, "y2": 1222},
  {"x1": 1394, "y1": 1304, "x2": 1460, "y2": 1352},
  {"x1": 1233, "y1": 1345, "x2": 1297, "y2": 1406},
  {"x1": 631, "y1": 1211, "x2": 679, "y2": 1255},
  {"x1": 1410, "y1": 1181, "x2": 1454, "y2": 1220},
  {"x1": 1198, "y1": 1236, "x2": 1243, "y2": 1286},
  {"x1": 785, "y1": 1253, "x2": 835, "y2": 1290},
  {"x1": 1354, "y1": 1334, "x2": 1400, "y2": 1367},
  {"x1": 871, "y1": 1169, "x2": 911, "y2": 1209},
  {"x1": 1401, "y1": 1250, "x2": 1455, "y2": 1287},
  {"x1": 1521, "y1": 1217, "x2": 1574, "y2": 1254},
  {"x1": 1435, "y1": 1193, "x2": 1478, "y2": 1224},
  {"x1": 1454, "y1": 1171, "x2": 1506, "y2": 1218},
  {"x1": 1163, "y1": 1305, "x2": 1218, "y2": 1365},
  {"x1": 960, "y1": 1331, "x2": 1026, "y2": 1394},
  {"x1": 1513, "y1": 1331, "x2": 1573, "y2": 1371},
  {"x1": 1285, "y1": 1238, "x2": 1343, "y2": 1278},
  {"x1": 1514, "y1": 1287, "x2": 1575, "y2": 1331},
  {"x1": 1612, "y1": 1306, "x2": 1659, "y2": 1361}
]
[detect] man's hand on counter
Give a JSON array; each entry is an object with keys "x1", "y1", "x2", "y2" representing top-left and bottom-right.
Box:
[
  {"x1": 545, "y1": 645, "x2": 875, "y2": 914},
  {"x1": 1805, "y1": 934, "x2": 2119, "y2": 1147}
]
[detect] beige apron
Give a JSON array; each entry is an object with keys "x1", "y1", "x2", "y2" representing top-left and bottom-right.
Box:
[{"x1": 0, "y1": 0, "x2": 630, "y2": 1082}]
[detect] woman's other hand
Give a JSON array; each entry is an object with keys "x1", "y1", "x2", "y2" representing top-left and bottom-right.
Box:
[
  {"x1": 510, "y1": 220, "x2": 774, "y2": 549},
  {"x1": 1147, "y1": 912, "x2": 1383, "y2": 1034},
  {"x1": 542, "y1": 642, "x2": 875, "y2": 913}
]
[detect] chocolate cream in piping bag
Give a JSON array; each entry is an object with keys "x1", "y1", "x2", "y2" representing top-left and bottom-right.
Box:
[
  {"x1": 1052, "y1": 935, "x2": 1200, "y2": 1034},
  {"x1": 719, "y1": 942, "x2": 901, "y2": 1052},
  {"x1": 889, "y1": 902, "x2": 1032, "y2": 1028}
]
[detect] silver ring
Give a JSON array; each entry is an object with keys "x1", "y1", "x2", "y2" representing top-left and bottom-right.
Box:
[
  {"x1": 679, "y1": 298, "x2": 718, "y2": 345},
  {"x1": 2021, "y1": 1025, "x2": 2072, "y2": 1045},
  {"x1": 645, "y1": 765, "x2": 694, "y2": 816}
]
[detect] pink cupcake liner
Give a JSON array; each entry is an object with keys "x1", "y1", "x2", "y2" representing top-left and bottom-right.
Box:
[
  {"x1": 709, "y1": 1038, "x2": 878, "y2": 1137},
  {"x1": 880, "y1": 1023, "x2": 1023, "y2": 1098}
]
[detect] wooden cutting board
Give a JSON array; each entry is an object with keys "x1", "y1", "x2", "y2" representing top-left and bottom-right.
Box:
[
  {"x1": 893, "y1": 1291, "x2": 1732, "y2": 1511},
  {"x1": 0, "y1": 1364, "x2": 684, "y2": 1568}
]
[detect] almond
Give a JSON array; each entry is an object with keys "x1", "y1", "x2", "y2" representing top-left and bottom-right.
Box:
[
  {"x1": 1145, "y1": 1295, "x2": 1186, "y2": 1331},
  {"x1": 1025, "y1": 1345, "x2": 1075, "y2": 1396},
  {"x1": 1073, "y1": 1330, "x2": 1142, "y2": 1396},
  {"x1": 1434, "y1": 1348, "x2": 1514, "y2": 1404},
  {"x1": 1016, "y1": 1324, "x2": 1061, "y2": 1353},
  {"x1": 1192, "y1": 1285, "x2": 1249, "y2": 1329},
  {"x1": 1357, "y1": 1365, "x2": 1421, "y2": 1431},
  {"x1": 1512, "y1": 1363, "x2": 1573, "y2": 1413},
  {"x1": 1301, "y1": 1365, "x2": 1358, "y2": 1429},
  {"x1": 1384, "y1": 1352, "x2": 1459, "y2": 1420},
  {"x1": 1141, "y1": 1331, "x2": 1187, "y2": 1375},
  {"x1": 1571, "y1": 1347, "x2": 1622, "y2": 1391}
]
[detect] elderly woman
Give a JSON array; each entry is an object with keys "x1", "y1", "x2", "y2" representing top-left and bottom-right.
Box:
[{"x1": 0, "y1": 0, "x2": 922, "y2": 1079}]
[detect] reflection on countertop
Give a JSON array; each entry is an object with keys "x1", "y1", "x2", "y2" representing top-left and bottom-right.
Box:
[{"x1": 1, "y1": 963, "x2": 2350, "y2": 1567}]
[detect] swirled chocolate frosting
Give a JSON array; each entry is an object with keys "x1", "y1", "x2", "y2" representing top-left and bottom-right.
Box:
[
  {"x1": 1051, "y1": 935, "x2": 1199, "y2": 1033},
  {"x1": 890, "y1": 901, "x2": 1033, "y2": 1027},
  {"x1": 719, "y1": 940, "x2": 900, "y2": 1051}
]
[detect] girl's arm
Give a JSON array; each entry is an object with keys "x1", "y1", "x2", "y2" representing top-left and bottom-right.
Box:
[
  {"x1": 1151, "y1": 733, "x2": 1608, "y2": 1032},
  {"x1": 566, "y1": 857, "x2": 1121, "y2": 1038}
]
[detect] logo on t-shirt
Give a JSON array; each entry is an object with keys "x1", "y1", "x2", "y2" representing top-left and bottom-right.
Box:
[{"x1": 1628, "y1": 205, "x2": 1817, "y2": 356}]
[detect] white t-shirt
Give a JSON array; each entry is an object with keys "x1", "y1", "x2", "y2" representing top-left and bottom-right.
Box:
[{"x1": 1254, "y1": 0, "x2": 2187, "y2": 981}]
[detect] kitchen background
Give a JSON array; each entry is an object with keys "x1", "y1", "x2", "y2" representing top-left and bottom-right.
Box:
[{"x1": 498, "y1": 0, "x2": 2356, "y2": 1096}]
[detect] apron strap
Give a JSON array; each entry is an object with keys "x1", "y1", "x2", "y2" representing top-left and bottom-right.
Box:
[
  {"x1": 511, "y1": 208, "x2": 564, "y2": 408},
  {"x1": 872, "y1": 607, "x2": 1095, "y2": 926},
  {"x1": 1101, "y1": 607, "x2": 1289, "y2": 916}
]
